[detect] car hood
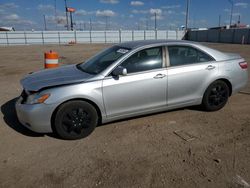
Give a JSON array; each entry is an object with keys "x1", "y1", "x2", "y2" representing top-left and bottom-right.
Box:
[{"x1": 21, "y1": 64, "x2": 94, "y2": 91}]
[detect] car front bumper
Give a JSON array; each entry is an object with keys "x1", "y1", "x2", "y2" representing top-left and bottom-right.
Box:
[{"x1": 15, "y1": 97, "x2": 57, "y2": 133}]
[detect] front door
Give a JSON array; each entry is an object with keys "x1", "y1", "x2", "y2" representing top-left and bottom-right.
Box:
[{"x1": 102, "y1": 46, "x2": 167, "y2": 118}]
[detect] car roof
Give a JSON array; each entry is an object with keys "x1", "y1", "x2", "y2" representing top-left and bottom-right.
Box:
[
  {"x1": 117, "y1": 39, "x2": 227, "y2": 61},
  {"x1": 117, "y1": 39, "x2": 198, "y2": 49}
]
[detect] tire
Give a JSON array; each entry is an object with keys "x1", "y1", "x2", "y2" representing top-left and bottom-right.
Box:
[
  {"x1": 54, "y1": 100, "x2": 98, "y2": 140},
  {"x1": 202, "y1": 80, "x2": 229, "y2": 111}
]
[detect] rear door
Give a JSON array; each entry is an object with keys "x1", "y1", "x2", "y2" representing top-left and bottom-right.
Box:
[
  {"x1": 102, "y1": 46, "x2": 168, "y2": 118},
  {"x1": 167, "y1": 45, "x2": 219, "y2": 107}
]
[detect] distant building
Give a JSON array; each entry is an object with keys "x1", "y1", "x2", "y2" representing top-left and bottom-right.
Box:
[{"x1": 0, "y1": 27, "x2": 15, "y2": 31}]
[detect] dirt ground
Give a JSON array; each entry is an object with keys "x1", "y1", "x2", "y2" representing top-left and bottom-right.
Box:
[{"x1": 0, "y1": 43, "x2": 250, "y2": 188}]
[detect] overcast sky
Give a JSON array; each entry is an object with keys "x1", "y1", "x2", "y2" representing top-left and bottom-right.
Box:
[{"x1": 0, "y1": 0, "x2": 249, "y2": 31}]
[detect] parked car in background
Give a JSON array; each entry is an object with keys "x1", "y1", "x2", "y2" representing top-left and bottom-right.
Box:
[{"x1": 16, "y1": 40, "x2": 248, "y2": 140}]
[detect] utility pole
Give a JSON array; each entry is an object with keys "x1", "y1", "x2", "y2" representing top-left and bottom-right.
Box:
[
  {"x1": 185, "y1": 0, "x2": 190, "y2": 32},
  {"x1": 64, "y1": 0, "x2": 69, "y2": 30},
  {"x1": 105, "y1": 16, "x2": 108, "y2": 30},
  {"x1": 84, "y1": 22, "x2": 86, "y2": 30},
  {"x1": 89, "y1": 18, "x2": 92, "y2": 30},
  {"x1": 219, "y1": 15, "x2": 221, "y2": 27},
  {"x1": 238, "y1": 15, "x2": 241, "y2": 25},
  {"x1": 54, "y1": 0, "x2": 57, "y2": 30},
  {"x1": 154, "y1": 12, "x2": 157, "y2": 30},
  {"x1": 228, "y1": 0, "x2": 234, "y2": 27},
  {"x1": 43, "y1": 15, "x2": 47, "y2": 31},
  {"x1": 79, "y1": 23, "x2": 82, "y2": 31},
  {"x1": 70, "y1": 11, "x2": 73, "y2": 30}
]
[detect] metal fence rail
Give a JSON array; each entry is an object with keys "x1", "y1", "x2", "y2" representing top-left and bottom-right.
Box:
[{"x1": 0, "y1": 30, "x2": 185, "y2": 45}]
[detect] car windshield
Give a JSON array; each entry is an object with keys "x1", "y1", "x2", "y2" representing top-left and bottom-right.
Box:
[{"x1": 77, "y1": 46, "x2": 131, "y2": 74}]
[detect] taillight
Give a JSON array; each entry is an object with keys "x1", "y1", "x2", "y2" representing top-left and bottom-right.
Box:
[{"x1": 239, "y1": 61, "x2": 248, "y2": 69}]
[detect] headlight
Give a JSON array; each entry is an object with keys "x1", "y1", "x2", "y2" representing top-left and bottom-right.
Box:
[{"x1": 26, "y1": 93, "x2": 50, "y2": 104}]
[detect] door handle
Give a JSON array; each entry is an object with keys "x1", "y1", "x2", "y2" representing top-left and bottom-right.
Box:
[
  {"x1": 154, "y1": 74, "x2": 166, "y2": 79},
  {"x1": 206, "y1": 65, "x2": 216, "y2": 70}
]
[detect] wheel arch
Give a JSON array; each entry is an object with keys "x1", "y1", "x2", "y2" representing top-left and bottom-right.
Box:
[
  {"x1": 50, "y1": 98, "x2": 103, "y2": 133},
  {"x1": 204, "y1": 77, "x2": 232, "y2": 97},
  {"x1": 217, "y1": 78, "x2": 232, "y2": 96}
]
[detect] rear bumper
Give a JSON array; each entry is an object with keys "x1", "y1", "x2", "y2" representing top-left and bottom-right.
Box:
[{"x1": 15, "y1": 97, "x2": 57, "y2": 133}]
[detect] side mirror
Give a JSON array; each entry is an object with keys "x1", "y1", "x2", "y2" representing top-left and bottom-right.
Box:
[{"x1": 112, "y1": 66, "x2": 127, "y2": 76}]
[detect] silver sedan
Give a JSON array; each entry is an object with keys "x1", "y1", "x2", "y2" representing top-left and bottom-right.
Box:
[{"x1": 16, "y1": 40, "x2": 248, "y2": 140}]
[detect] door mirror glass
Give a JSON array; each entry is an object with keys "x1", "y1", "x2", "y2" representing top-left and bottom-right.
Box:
[{"x1": 112, "y1": 66, "x2": 127, "y2": 76}]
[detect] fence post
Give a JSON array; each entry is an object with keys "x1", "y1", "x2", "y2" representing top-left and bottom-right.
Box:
[
  {"x1": 248, "y1": 29, "x2": 250, "y2": 44},
  {"x1": 241, "y1": 35, "x2": 245, "y2": 45},
  {"x1": 132, "y1": 30, "x2": 134, "y2": 41},
  {"x1": 176, "y1": 30, "x2": 178, "y2": 40},
  {"x1": 6, "y1": 32, "x2": 9, "y2": 45},
  {"x1": 218, "y1": 29, "x2": 221, "y2": 43},
  {"x1": 144, "y1": 30, "x2": 146, "y2": 40},
  {"x1": 24, "y1": 32, "x2": 27, "y2": 44},
  {"x1": 166, "y1": 30, "x2": 168, "y2": 39},
  {"x1": 74, "y1": 30, "x2": 77, "y2": 43},
  {"x1": 119, "y1": 29, "x2": 122, "y2": 43},
  {"x1": 155, "y1": 30, "x2": 157, "y2": 39},
  {"x1": 89, "y1": 30, "x2": 92, "y2": 43},
  {"x1": 58, "y1": 31, "x2": 61, "y2": 45},
  {"x1": 41, "y1": 31, "x2": 44, "y2": 45},
  {"x1": 206, "y1": 30, "x2": 209, "y2": 42}
]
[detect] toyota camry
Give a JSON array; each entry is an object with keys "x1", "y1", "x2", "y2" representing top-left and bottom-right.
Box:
[{"x1": 16, "y1": 40, "x2": 248, "y2": 140}]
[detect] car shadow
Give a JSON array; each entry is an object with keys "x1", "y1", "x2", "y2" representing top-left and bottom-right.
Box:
[
  {"x1": 1, "y1": 98, "x2": 44, "y2": 137},
  {"x1": 1, "y1": 97, "x2": 204, "y2": 139}
]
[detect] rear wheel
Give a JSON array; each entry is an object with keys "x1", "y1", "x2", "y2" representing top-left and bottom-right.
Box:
[
  {"x1": 202, "y1": 80, "x2": 229, "y2": 111},
  {"x1": 54, "y1": 101, "x2": 98, "y2": 140}
]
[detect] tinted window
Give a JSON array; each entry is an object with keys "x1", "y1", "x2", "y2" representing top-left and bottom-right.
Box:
[
  {"x1": 168, "y1": 46, "x2": 214, "y2": 66},
  {"x1": 78, "y1": 46, "x2": 130, "y2": 74},
  {"x1": 121, "y1": 47, "x2": 163, "y2": 74}
]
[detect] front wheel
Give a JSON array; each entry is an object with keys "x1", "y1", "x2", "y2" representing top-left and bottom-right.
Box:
[
  {"x1": 202, "y1": 80, "x2": 229, "y2": 111},
  {"x1": 54, "y1": 101, "x2": 98, "y2": 140}
]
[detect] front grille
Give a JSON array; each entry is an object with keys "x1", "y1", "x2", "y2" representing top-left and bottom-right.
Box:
[{"x1": 20, "y1": 90, "x2": 28, "y2": 104}]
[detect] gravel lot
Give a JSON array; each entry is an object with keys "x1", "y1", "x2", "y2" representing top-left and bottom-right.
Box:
[{"x1": 0, "y1": 43, "x2": 250, "y2": 188}]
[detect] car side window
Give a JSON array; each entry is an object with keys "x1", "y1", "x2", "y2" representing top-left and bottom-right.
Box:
[
  {"x1": 168, "y1": 46, "x2": 214, "y2": 67},
  {"x1": 120, "y1": 47, "x2": 163, "y2": 74}
]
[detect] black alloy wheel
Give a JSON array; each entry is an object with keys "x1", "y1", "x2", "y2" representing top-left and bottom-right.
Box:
[
  {"x1": 202, "y1": 80, "x2": 229, "y2": 111},
  {"x1": 54, "y1": 101, "x2": 98, "y2": 140}
]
